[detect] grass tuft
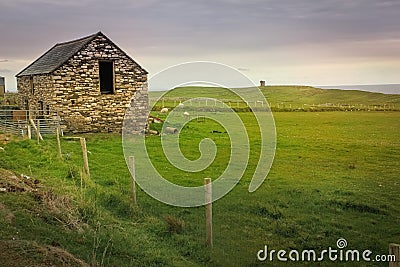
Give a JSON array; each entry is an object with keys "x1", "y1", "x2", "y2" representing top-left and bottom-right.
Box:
[
  {"x1": 164, "y1": 215, "x2": 185, "y2": 234},
  {"x1": 251, "y1": 205, "x2": 284, "y2": 220},
  {"x1": 329, "y1": 200, "x2": 387, "y2": 215}
]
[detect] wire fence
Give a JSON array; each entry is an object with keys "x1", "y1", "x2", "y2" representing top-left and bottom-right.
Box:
[
  {"x1": 149, "y1": 98, "x2": 400, "y2": 112},
  {"x1": 0, "y1": 110, "x2": 61, "y2": 137}
]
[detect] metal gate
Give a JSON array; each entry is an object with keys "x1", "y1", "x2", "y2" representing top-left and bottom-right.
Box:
[{"x1": 0, "y1": 110, "x2": 61, "y2": 137}]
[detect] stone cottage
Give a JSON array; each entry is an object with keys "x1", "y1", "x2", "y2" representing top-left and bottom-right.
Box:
[{"x1": 16, "y1": 31, "x2": 148, "y2": 133}]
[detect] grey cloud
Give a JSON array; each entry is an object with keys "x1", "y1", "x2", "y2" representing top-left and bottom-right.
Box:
[
  {"x1": 0, "y1": 0, "x2": 399, "y2": 87},
  {"x1": 0, "y1": 69, "x2": 12, "y2": 73},
  {"x1": 1, "y1": 0, "x2": 399, "y2": 56}
]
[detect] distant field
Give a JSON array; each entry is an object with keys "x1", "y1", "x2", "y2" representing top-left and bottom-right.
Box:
[
  {"x1": 149, "y1": 86, "x2": 400, "y2": 111},
  {"x1": 320, "y1": 84, "x2": 400, "y2": 95}
]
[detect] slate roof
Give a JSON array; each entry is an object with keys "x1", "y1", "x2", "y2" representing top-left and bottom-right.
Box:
[{"x1": 16, "y1": 33, "x2": 100, "y2": 77}]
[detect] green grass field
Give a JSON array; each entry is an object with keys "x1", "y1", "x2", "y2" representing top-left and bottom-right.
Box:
[
  {"x1": 1, "y1": 109, "x2": 399, "y2": 266},
  {"x1": 0, "y1": 112, "x2": 400, "y2": 266}
]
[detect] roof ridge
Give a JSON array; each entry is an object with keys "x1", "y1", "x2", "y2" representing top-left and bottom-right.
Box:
[
  {"x1": 16, "y1": 31, "x2": 148, "y2": 77},
  {"x1": 55, "y1": 32, "x2": 101, "y2": 46},
  {"x1": 16, "y1": 32, "x2": 102, "y2": 77}
]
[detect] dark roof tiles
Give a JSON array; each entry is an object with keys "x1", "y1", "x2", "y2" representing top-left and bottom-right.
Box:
[
  {"x1": 17, "y1": 32, "x2": 147, "y2": 77},
  {"x1": 17, "y1": 33, "x2": 98, "y2": 77},
  {"x1": 20, "y1": 31, "x2": 147, "y2": 78}
]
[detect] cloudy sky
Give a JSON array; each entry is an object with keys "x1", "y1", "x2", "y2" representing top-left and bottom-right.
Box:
[{"x1": 1, "y1": 0, "x2": 399, "y2": 91}]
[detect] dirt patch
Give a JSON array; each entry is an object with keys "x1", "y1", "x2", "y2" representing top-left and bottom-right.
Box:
[
  {"x1": 0, "y1": 169, "x2": 90, "y2": 266},
  {"x1": 0, "y1": 168, "x2": 86, "y2": 231},
  {"x1": 34, "y1": 190, "x2": 87, "y2": 232},
  {"x1": 0, "y1": 168, "x2": 39, "y2": 193},
  {"x1": 0, "y1": 240, "x2": 89, "y2": 267}
]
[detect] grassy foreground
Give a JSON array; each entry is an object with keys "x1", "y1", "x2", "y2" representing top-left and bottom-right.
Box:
[{"x1": 0, "y1": 111, "x2": 399, "y2": 266}]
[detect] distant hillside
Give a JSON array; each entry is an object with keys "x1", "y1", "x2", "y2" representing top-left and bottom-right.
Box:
[
  {"x1": 149, "y1": 86, "x2": 400, "y2": 109},
  {"x1": 260, "y1": 86, "x2": 400, "y2": 106},
  {"x1": 319, "y1": 84, "x2": 400, "y2": 95}
]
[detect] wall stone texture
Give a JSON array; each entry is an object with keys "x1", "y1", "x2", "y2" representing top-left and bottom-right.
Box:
[{"x1": 17, "y1": 34, "x2": 148, "y2": 133}]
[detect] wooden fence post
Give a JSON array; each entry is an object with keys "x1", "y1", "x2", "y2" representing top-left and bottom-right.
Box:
[
  {"x1": 36, "y1": 119, "x2": 40, "y2": 144},
  {"x1": 27, "y1": 125, "x2": 31, "y2": 139},
  {"x1": 56, "y1": 128, "x2": 62, "y2": 159},
  {"x1": 129, "y1": 156, "x2": 137, "y2": 206},
  {"x1": 205, "y1": 178, "x2": 213, "y2": 248},
  {"x1": 29, "y1": 119, "x2": 43, "y2": 141},
  {"x1": 80, "y1": 138, "x2": 90, "y2": 177},
  {"x1": 389, "y1": 243, "x2": 400, "y2": 267},
  {"x1": 27, "y1": 110, "x2": 31, "y2": 139}
]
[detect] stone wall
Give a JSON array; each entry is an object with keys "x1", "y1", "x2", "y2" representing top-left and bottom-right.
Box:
[
  {"x1": 17, "y1": 34, "x2": 148, "y2": 133},
  {"x1": 123, "y1": 82, "x2": 149, "y2": 135},
  {"x1": 17, "y1": 74, "x2": 54, "y2": 111}
]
